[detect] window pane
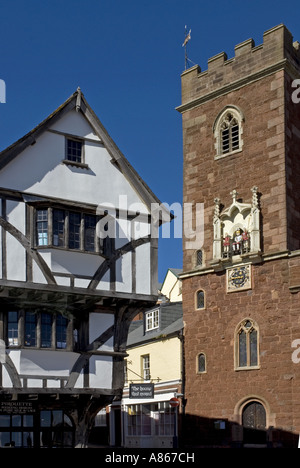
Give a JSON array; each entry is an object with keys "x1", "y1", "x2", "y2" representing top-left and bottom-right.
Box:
[
  {"x1": 0, "y1": 432, "x2": 10, "y2": 447},
  {"x1": 198, "y1": 353, "x2": 206, "y2": 373},
  {"x1": 53, "y1": 210, "x2": 65, "y2": 247},
  {"x1": 64, "y1": 414, "x2": 73, "y2": 428},
  {"x1": 141, "y1": 405, "x2": 151, "y2": 436},
  {"x1": 67, "y1": 139, "x2": 82, "y2": 163},
  {"x1": 25, "y1": 312, "x2": 37, "y2": 347},
  {"x1": 69, "y1": 212, "x2": 81, "y2": 249},
  {"x1": 12, "y1": 415, "x2": 21, "y2": 427},
  {"x1": 250, "y1": 329, "x2": 258, "y2": 366},
  {"x1": 23, "y1": 415, "x2": 34, "y2": 427},
  {"x1": 145, "y1": 310, "x2": 159, "y2": 331},
  {"x1": 197, "y1": 291, "x2": 205, "y2": 309},
  {"x1": 143, "y1": 355, "x2": 150, "y2": 381},
  {"x1": 40, "y1": 411, "x2": 51, "y2": 427},
  {"x1": 56, "y1": 315, "x2": 68, "y2": 349},
  {"x1": 11, "y1": 432, "x2": 22, "y2": 447},
  {"x1": 8, "y1": 311, "x2": 18, "y2": 346},
  {"x1": 222, "y1": 128, "x2": 230, "y2": 153},
  {"x1": 85, "y1": 215, "x2": 96, "y2": 251},
  {"x1": 23, "y1": 432, "x2": 33, "y2": 447},
  {"x1": 41, "y1": 313, "x2": 52, "y2": 348},
  {"x1": 37, "y1": 209, "x2": 48, "y2": 246},
  {"x1": 52, "y1": 411, "x2": 63, "y2": 428},
  {"x1": 196, "y1": 249, "x2": 203, "y2": 266},
  {"x1": 0, "y1": 415, "x2": 10, "y2": 427},
  {"x1": 231, "y1": 124, "x2": 239, "y2": 150},
  {"x1": 239, "y1": 330, "x2": 247, "y2": 367}
]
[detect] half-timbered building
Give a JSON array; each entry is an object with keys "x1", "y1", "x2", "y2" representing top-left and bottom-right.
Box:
[{"x1": 0, "y1": 88, "x2": 164, "y2": 448}]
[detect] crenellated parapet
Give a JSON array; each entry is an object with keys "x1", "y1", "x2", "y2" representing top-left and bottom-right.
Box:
[{"x1": 178, "y1": 24, "x2": 300, "y2": 112}]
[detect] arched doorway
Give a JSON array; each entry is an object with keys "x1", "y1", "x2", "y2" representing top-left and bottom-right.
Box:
[{"x1": 242, "y1": 401, "x2": 267, "y2": 446}]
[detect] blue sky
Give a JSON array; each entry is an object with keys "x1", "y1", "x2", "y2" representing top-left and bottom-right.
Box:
[{"x1": 0, "y1": 0, "x2": 299, "y2": 282}]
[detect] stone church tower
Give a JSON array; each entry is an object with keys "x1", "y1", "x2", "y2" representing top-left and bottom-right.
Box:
[{"x1": 177, "y1": 24, "x2": 300, "y2": 447}]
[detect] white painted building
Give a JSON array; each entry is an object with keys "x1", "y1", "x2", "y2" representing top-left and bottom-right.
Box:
[{"x1": 0, "y1": 88, "x2": 166, "y2": 448}]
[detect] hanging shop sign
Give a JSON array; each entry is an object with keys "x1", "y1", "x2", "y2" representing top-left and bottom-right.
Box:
[{"x1": 129, "y1": 383, "x2": 154, "y2": 399}]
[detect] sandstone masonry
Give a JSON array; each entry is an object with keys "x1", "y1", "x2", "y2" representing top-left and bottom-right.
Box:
[{"x1": 178, "y1": 24, "x2": 300, "y2": 448}]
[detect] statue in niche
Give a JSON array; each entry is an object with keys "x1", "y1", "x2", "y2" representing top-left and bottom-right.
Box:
[
  {"x1": 223, "y1": 233, "x2": 231, "y2": 257},
  {"x1": 242, "y1": 229, "x2": 250, "y2": 253},
  {"x1": 232, "y1": 229, "x2": 243, "y2": 253},
  {"x1": 212, "y1": 187, "x2": 261, "y2": 265}
]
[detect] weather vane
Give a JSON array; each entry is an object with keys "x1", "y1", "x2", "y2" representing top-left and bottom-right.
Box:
[{"x1": 182, "y1": 26, "x2": 192, "y2": 70}]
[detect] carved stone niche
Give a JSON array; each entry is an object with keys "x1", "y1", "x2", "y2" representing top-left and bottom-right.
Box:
[{"x1": 211, "y1": 187, "x2": 261, "y2": 269}]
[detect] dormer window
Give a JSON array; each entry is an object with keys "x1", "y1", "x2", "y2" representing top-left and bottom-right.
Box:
[
  {"x1": 145, "y1": 309, "x2": 159, "y2": 332},
  {"x1": 213, "y1": 106, "x2": 244, "y2": 159}
]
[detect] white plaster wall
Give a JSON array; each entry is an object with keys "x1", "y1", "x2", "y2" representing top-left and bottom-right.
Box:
[
  {"x1": 0, "y1": 110, "x2": 149, "y2": 213},
  {"x1": 50, "y1": 110, "x2": 101, "y2": 141},
  {"x1": 32, "y1": 259, "x2": 48, "y2": 284},
  {"x1": 5, "y1": 202, "x2": 26, "y2": 281},
  {"x1": 97, "y1": 269, "x2": 110, "y2": 291},
  {"x1": 17, "y1": 349, "x2": 79, "y2": 376},
  {"x1": 2, "y1": 366, "x2": 13, "y2": 387},
  {"x1": 135, "y1": 243, "x2": 151, "y2": 295},
  {"x1": 74, "y1": 278, "x2": 90, "y2": 288},
  {"x1": 6, "y1": 233, "x2": 26, "y2": 281},
  {"x1": 54, "y1": 276, "x2": 70, "y2": 287},
  {"x1": 133, "y1": 218, "x2": 150, "y2": 240},
  {"x1": 89, "y1": 313, "x2": 114, "y2": 351},
  {"x1": 89, "y1": 355, "x2": 112, "y2": 389},
  {"x1": 116, "y1": 253, "x2": 132, "y2": 293},
  {"x1": 6, "y1": 201, "x2": 26, "y2": 234},
  {"x1": 115, "y1": 218, "x2": 131, "y2": 249},
  {"x1": 74, "y1": 371, "x2": 84, "y2": 389},
  {"x1": 39, "y1": 249, "x2": 104, "y2": 278}
]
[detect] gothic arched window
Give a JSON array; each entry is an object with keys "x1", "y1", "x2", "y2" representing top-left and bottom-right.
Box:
[
  {"x1": 213, "y1": 106, "x2": 244, "y2": 158},
  {"x1": 220, "y1": 113, "x2": 239, "y2": 154},
  {"x1": 235, "y1": 319, "x2": 259, "y2": 370}
]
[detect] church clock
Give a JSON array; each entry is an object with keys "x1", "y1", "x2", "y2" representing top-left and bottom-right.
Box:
[{"x1": 227, "y1": 265, "x2": 252, "y2": 292}]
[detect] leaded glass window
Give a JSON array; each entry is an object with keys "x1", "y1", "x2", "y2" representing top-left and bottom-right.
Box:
[
  {"x1": 196, "y1": 290, "x2": 205, "y2": 309},
  {"x1": 36, "y1": 209, "x2": 48, "y2": 246},
  {"x1": 236, "y1": 319, "x2": 259, "y2": 369},
  {"x1": 53, "y1": 209, "x2": 65, "y2": 247},
  {"x1": 41, "y1": 313, "x2": 52, "y2": 348},
  {"x1": 7, "y1": 311, "x2": 18, "y2": 346},
  {"x1": 25, "y1": 312, "x2": 37, "y2": 347},
  {"x1": 69, "y1": 212, "x2": 81, "y2": 249},
  {"x1": 214, "y1": 107, "x2": 244, "y2": 159},
  {"x1": 66, "y1": 138, "x2": 82, "y2": 163},
  {"x1": 198, "y1": 353, "x2": 206, "y2": 373}
]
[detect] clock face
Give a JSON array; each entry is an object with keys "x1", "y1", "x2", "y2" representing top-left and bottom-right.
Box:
[{"x1": 227, "y1": 265, "x2": 251, "y2": 292}]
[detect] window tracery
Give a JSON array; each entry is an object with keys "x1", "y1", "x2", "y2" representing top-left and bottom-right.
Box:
[
  {"x1": 235, "y1": 319, "x2": 259, "y2": 370},
  {"x1": 213, "y1": 106, "x2": 244, "y2": 158}
]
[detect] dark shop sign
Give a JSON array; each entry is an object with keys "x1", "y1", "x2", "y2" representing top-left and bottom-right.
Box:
[
  {"x1": 129, "y1": 383, "x2": 154, "y2": 399},
  {"x1": 0, "y1": 401, "x2": 36, "y2": 414}
]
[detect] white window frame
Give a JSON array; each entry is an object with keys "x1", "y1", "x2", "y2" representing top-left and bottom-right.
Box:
[
  {"x1": 213, "y1": 106, "x2": 244, "y2": 160},
  {"x1": 142, "y1": 354, "x2": 151, "y2": 381},
  {"x1": 145, "y1": 309, "x2": 159, "y2": 332}
]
